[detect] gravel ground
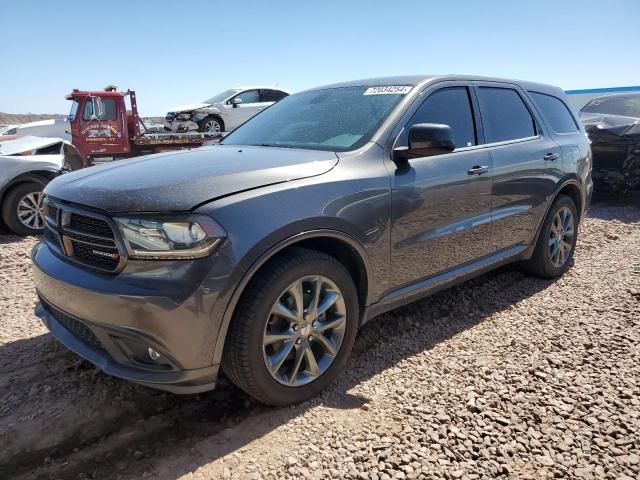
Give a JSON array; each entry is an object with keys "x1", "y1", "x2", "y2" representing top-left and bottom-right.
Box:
[{"x1": 1, "y1": 199, "x2": 639, "y2": 480}]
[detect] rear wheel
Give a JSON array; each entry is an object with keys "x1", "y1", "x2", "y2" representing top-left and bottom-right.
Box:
[
  {"x1": 1, "y1": 182, "x2": 46, "y2": 236},
  {"x1": 524, "y1": 194, "x2": 578, "y2": 278},
  {"x1": 222, "y1": 248, "x2": 359, "y2": 405},
  {"x1": 198, "y1": 116, "x2": 224, "y2": 133}
]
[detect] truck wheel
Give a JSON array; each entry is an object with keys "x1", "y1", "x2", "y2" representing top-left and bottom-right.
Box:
[
  {"x1": 63, "y1": 152, "x2": 84, "y2": 171},
  {"x1": 1, "y1": 182, "x2": 46, "y2": 236},
  {"x1": 199, "y1": 116, "x2": 224, "y2": 133},
  {"x1": 222, "y1": 248, "x2": 359, "y2": 406}
]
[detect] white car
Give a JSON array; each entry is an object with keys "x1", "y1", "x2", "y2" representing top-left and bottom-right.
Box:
[
  {"x1": 0, "y1": 136, "x2": 82, "y2": 235},
  {"x1": 164, "y1": 86, "x2": 289, "y2": 133}
]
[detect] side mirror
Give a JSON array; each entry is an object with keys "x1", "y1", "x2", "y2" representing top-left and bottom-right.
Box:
[
  {"x1": 232, "y1": 98, "x2": 243, "y2": 108},
  {"x1": 393, "y1": 123, "x2": 455, "y2": 164}
]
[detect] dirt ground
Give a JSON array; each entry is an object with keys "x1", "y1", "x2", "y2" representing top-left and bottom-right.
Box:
[{"x1": 1, "y1": 198, "x2": 639, "y2": 480}]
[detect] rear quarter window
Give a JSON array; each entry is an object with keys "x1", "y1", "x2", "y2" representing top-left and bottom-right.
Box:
[{"x1": 529, "y1": 92, "x2": 578, "y2": 133}]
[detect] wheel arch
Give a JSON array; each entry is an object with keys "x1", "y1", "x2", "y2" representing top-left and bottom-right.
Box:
[
  {"x1": 0, "y1": 171, "x2": 53, "y2": 205},
  {"x1": 63, "y1": 143, "x2": 88, "y2": 169},
  {"x1": 211, "y1": 229, "x2": 373, "y2": 366},
  {"x1": 524, "y1": 178, "x2": 584, "y2": 258},
  {"x1": 201, "y1": 114, "x2": 225, "y2": 132}
]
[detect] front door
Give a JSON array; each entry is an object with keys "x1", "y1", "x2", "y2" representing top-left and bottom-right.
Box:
[
  {"x1": 226, "y1": 89, "x2": 264, "y2": 130},
  {"x1": 72, "y1": 95, "x2": 129, "y2": 159},
  {"x1": 390, "y1": 85, "x2": 494, "y2": 288}
]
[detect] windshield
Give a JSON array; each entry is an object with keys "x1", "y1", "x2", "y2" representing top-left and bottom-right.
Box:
[
  {"x1": 203, "y1": 89, "x2": 241, "y2": 104},
  {"x1": 69, "y1": 100, "x2": 79, "y2": 121},
  {"x1": 581, "y1": 94, "x2": 640, "y2": 118},
  {"x1": 221, "y1": 86, "x2": 411, "y2": 151}
]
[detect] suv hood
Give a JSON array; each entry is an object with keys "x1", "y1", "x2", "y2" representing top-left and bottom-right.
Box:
[
  {"x1": 168, "y1": 102, "x2": 211, "y2": 113},
  {"x1": 45, "y1": 145, "x2": 339, "y2": 213}
]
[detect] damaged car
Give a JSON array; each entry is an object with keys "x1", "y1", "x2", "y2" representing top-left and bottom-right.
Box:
[
  {"x1": 164, "y1": 86, "x2": 289, "y2": 133},
  {"x1": 0, "y1": 136, "x2": 80, "y2": 235},
  {"x1": 580, "y1": 93, "x2": 640, "y2": 192}
]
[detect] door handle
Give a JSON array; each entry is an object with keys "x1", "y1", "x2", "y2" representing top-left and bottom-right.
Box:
[
  {"x1": 467, "y1": 165, "x2": 489, "y2": 176},
  {"x1": 544, "y1": 153, "x2": 560, "y2": 161}
]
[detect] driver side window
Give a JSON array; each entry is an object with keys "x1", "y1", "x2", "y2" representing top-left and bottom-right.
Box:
[
  {"x1": 398, "y1": 86, "x2": 477, "y2": 150},
  {"x1": 232, "y1": 90, "x2": 260, "y2": 104}
]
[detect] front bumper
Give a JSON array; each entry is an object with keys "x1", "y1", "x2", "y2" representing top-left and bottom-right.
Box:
[
  {"x1": 32, "y1": 241, "x2": 236, "y2": 394},
  {"x1": 163, "y1": 118, "x2": 199, "y2": 133}
]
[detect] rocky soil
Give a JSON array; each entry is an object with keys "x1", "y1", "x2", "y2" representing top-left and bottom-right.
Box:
[{"x1": 1, "y1": 200, "x2": 639, "y2": 480}]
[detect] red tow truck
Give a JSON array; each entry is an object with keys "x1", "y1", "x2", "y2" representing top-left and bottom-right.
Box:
[{"x1": 66, "y1": 86, "x2": 223, "y2": 167}]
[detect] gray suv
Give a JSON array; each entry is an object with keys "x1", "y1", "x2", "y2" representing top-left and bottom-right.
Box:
[{"x1": 32, "y1": 75, "x2": 592, "y2": 405}]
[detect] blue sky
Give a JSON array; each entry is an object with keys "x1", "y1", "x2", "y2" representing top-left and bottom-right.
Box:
[{"x1": 2, "y1": 0, "x2": 639, "y2": 116}]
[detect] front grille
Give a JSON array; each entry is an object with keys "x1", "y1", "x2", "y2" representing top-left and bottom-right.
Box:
[
  {"x1": 44, "y1": 225, "x2": 59, "y2": 247},
  {"x1": 43, "y1": 197, "x2": 123, "y2": 273},
  {"x1": 41, "y1": 298, "x2": 105, "y2": 352},
  {"x1": 46, "y1": 202, "x2": 59, "y2": 223},
  {"x1": 71, "y1": 241, "x2": 120, "y2": 269},
  {"x1": 69, "y1": 213, "x2": 114, "y2": 238},
  {"x1": 67, "y1": 230, "x2": 116, "y2": 247}
]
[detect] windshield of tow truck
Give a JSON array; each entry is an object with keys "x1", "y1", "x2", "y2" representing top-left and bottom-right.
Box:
[{"x1": 69, "y1": 100, "x2": 79, "y2": 121}]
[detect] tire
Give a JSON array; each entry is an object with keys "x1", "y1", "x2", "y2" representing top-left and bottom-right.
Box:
[
  {"x1": 1, "y1": 182, "x2": 46, "y2": 236},
  {"x1": 63, "y1": 153, "x2": 84, "y2": 171},
  {"x1": 222, "y1": 248, "x2": 359, "y2": 406},
  {"x1": 523, "y1": 195, "x2": 578, "y2": 278},
  {"x1": 198, "y1": 116, "x2": 224, "y2": 133}
]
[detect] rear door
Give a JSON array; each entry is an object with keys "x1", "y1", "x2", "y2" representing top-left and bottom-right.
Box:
[
  {"x1": 261, "y1": 89, "x2": 288, "y2": 105},
  {"x1": 473, "y1": 82, "x2": 562, "y2": 251},
  {"x1": 389, "y1": 83, "x2": 494, "y2": 288}
]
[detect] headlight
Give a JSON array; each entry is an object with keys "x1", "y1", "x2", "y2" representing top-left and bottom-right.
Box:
[
  {"x1": 114, "y1": 215, "x2": 225, "y2": 259},
  {"x1": 176, "y1": 112, "x2": 191, "y2": 121}
]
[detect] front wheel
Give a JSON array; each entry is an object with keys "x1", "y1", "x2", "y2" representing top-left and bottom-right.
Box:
[
  {"x1": 222, "y1": 248, "x2": 359, "y2": 405},
  {"x1": 198, "y1": 116, "x2": 224, "y2": 133},
  {"x1": 1, "y1": 182, "x2": 46, "y2": 236},
  {"x1": 523, "y1": 194, "x2": 578, "y2": 278}
]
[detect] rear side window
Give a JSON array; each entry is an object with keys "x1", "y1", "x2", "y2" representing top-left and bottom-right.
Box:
[
  {"x1": 262, "y1": 90, "x2": 288, "y2": 102},
  {"x1": 477, "y1": 87, "x2": 536, "y2": 143},
  {"x1": 529, "y1": 92, "x2": 578, "y2": 133},
  {"x1": 399, "y1": 86, "x2": 476, "y2": 149}
]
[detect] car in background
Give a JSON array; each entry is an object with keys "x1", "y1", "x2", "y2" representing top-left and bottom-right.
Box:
[
  {"x1": 33, "y1": 75, "x2": 591, "y2": 405},
  {"x1": 580, "y1": 93, "x2": 640, "y2": 192},
  {"x1": 164, "y1": 86, "x2": 289, "y2": 133},
  {"x1": 0, "y1": 124, "x2": 19, "y2": 136},
  {"x1": 0, "y1": 136, "x2": 74, "y2": 235}
]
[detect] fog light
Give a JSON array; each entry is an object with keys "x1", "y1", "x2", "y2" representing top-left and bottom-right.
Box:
[{"x1": 148, "y1": 347, "x2": 161, "y2": 361}]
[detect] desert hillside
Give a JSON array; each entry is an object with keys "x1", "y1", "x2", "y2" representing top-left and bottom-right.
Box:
[{"x1": 0, "y1": 112, "x2": 65, "y2": 125}]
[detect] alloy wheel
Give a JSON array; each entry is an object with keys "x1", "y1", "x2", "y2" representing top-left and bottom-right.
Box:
[
  {"x1": 549, "y1": 206, "x2": 575, "y2": 268},
  {"x1": 262, "y1": 275, "x2": 347, "y2": 387},
  {"x1": 205, "y1": 120, "x2": 221, "y2": 132},
  {"x1": 17, "y1": 191, "x2": 44, "y2": 230}
]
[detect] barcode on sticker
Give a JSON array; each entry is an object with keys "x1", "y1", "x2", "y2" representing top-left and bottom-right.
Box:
[{"x1": 364, "y1": 86, "x2": 412, "y2": 95}]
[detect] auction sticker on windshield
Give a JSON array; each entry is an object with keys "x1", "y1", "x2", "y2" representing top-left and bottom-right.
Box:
[{"x1": 364, "y1": 86, "x2": 412, "y2": 95}]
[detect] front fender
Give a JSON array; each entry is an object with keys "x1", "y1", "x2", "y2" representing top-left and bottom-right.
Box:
[{"x1": 209, "y1": 227, "x2": 373, "y2": 366}]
